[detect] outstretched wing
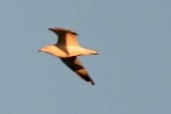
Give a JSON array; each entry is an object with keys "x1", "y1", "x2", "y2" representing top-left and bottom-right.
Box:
[
  {"x1": 49, "y1": 27, "x2": 79, "y2": 46},
  {"x1": 60, "y1": 57, "x2": 95, "y2": 85}
]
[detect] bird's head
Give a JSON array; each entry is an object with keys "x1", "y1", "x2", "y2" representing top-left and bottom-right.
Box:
[{"x1": 38, "y1": 45, "x2": 50, "y2": 53}]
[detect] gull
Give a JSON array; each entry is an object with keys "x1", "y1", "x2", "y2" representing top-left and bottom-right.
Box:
[{"x1": 39, "y1": 27, "x2": 98, "y2": 85}]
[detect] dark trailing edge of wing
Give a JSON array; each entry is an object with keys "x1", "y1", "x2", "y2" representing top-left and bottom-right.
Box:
[{"x1": 60, "y1": 57, "x2": 95, "y2": 85}]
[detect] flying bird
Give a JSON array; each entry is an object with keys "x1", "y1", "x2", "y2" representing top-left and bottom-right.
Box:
[{"x1": 39, "y1": 27, "x2": 98, "y2": 85}]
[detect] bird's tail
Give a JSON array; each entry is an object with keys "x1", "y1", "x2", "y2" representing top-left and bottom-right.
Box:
[
  {"x1": 89, "y1": 49, "x2": 98, "y2": 55},
  {"x1": 81, "y1": 48, "x2": 98, "y2": 56}
]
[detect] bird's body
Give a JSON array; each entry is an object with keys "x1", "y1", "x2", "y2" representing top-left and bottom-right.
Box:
[
  {"x1": 39, "y1": 27, "x2": 98, "y2": 85},
  {"x1": 42, "y1": 45, "x2": 97, "y2": 58}
]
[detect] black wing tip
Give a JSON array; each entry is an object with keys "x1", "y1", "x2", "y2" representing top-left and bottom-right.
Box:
[
  {"x1": 88, "y1": 81, "x2": 95, "y2": 86},
  {"x1": 48, "y1": 27, "x2": 78, "y2": 35}
]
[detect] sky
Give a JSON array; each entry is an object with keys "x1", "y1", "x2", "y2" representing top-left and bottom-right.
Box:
[{"x1": 0, "y1": 0, "x2": 171, "y2": 114}]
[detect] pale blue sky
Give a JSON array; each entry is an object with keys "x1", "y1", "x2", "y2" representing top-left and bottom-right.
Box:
[{"x1": 0, "y1": 0, "x2": 171, "y2": 114}]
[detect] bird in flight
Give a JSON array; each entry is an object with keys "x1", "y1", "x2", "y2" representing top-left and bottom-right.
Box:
[{"x1": 39, "y1": 27, "x2": 98, "y2": 85}]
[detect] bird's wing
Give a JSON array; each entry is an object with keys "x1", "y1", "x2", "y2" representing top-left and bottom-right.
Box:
[
  {"x1": 60, "y1": 57, "x2": 95, "y2": 85},
  {"x1": 49, "y1": 27, "x2": 79, "y2": 46}
]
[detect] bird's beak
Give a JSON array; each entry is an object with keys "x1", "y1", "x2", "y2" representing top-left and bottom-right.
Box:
[{"x1": 38, "y1": 49, "x2": 42, "y2": 52}]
